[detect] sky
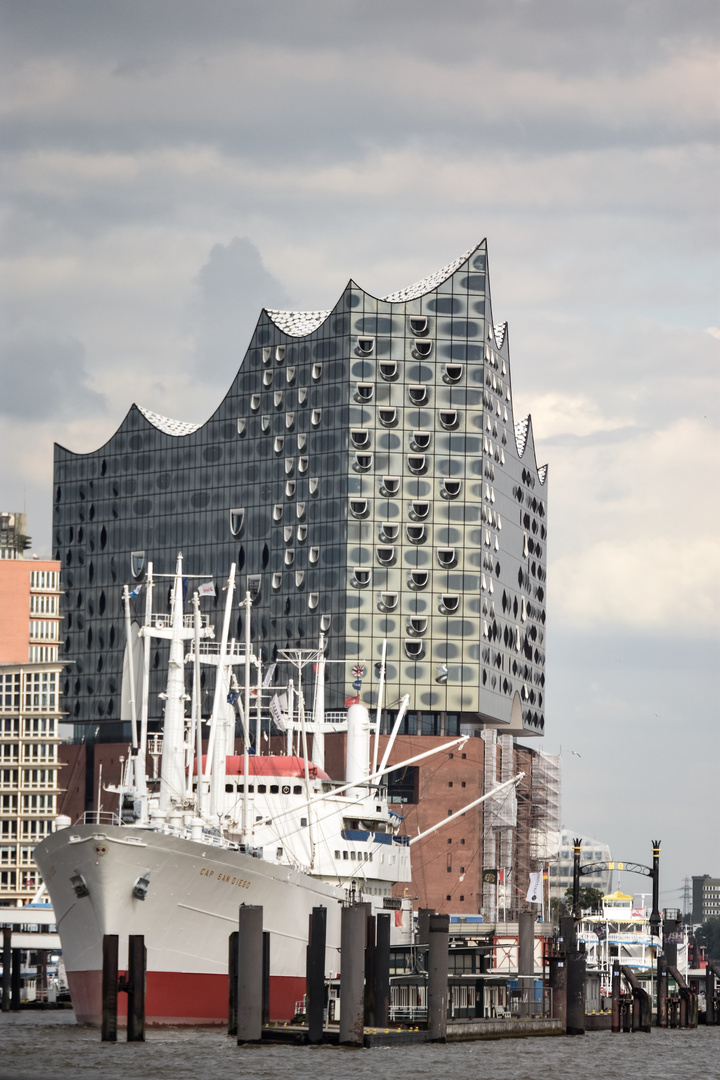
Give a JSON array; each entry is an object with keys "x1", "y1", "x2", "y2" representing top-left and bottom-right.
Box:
[{"x1": 1, "y1": 0, "x2": 718, "y2": 907}]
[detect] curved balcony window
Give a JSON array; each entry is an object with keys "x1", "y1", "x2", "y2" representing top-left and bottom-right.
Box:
[
  {"x1": 285, "y1": 412, "x2": 295, "y2": 430},
  {"x1": 379, "y1": 407, "x2": 397, "y2": 427},
  {"x1": 274, "y1": 391, "x2": 283, "y2": 409},
  {"x1": 298, "y1": 457, "x2": 309, "y2": 474},
  {"x1": 311, "y1": 409, "x2": 322, "y2": 426},
  {"x1": 412, "y1": 340, "x2": 433, "y2": 359},
  {"x1": 283, "y1": 526, "x2": 293, "y2": 543},
  {"x1": 298, "y1": 387, "x2": 308, "y2": 405},
  {"x1": 355, "y1": 336, "x2": 374, "y2": 356},
  {"x1": 351, "y1": 429, "x2": 370, "y2": 449},
  {"x1": 441, "y1": 479, "x2": 462, "y2": 500},
  {"x1": 309, "y1": 547, "x2": 320, "y2": 564},
  {"x1": 261, "y1": 414, "x2": 271, "y2": 431},
  {"x1": 273, "y1": 504, "x2": 283, "y2": 522},
  {"x1": 286, "y1": 365, "x2": 296, "y2": 385},
  {"x1": 274, "y1": 436, "x2": 284, "y2": 454},
  {"x1": 407, "y1": 455, "x2": 427, "y2": 474},
  {"x1": 355, "y1": 383, "x2": 374, "y2": 402},
  {"x1": 379, "y1": 361, "x2": 398, "y2": 381},
  {"x1": 352, "y1": 568, "x2": 371, "y2": 588},
  {"x1": 410, "y1": 431, "x2": 431, "y2": 451},
  {"x1": 439, "y1": 410, "x2": 459, "y2": 430},
  {"x1": 236, "y1": 418, "x2": 246, "y2": 436},
  {"x1": 262, "y1": 347, "x2": 272, "y2": 364},
  {"x1": 408, "y1": 570, "x2": 429, "y2": 590},
  {"x1": 297, "y1": 433, "x2": 307, "y2": 450},
  {"x1": 350, "y1": 499, "x2": 368, "y2": 518},
  {"x1": 404, "y1": 639, "x2": 425, "y2": 659},
  {"x1": 285, "y1": 480, "x2": 296, "y2": 498},
  {"x1": 251, "y1": 394, "x2": 261, "y2": 412},
  {"x1": 309, "y1": 477, "x2": 319, "y2": 494},
  {"x1": 443, "y1": 363, "x2": 463, "y2": 384},
  {"x1": 409, "y1": 501, "x2": 429, "y2": 520},
  {"x1": 296, "y1": 502, "x2": 306, "y2": 519},
  {"x1": 407, "y1": 616, "x2": 428, "y2": 636},
  {"x1": 409, "y1": 316, "x2": 428, "y2": 336},
  {"x1": 312, "y1": 363, "x2": 322, "y2": 380},
  {"x1": 406, "y1": 524, "x2": 426, "y2": 544},
  {"x1": 376, "y1": 546, "x2": 396, "y2": 566},
  {"x1": 354, "y1": 453, "x2": 373, "y2": 472},
  {"x1": 263, "y1": 369, "x2": 273, "y2": 386},
  {"x1": 408, "y1": 385, "x2": 429, "y2": 406},
  {"x1": 437, "y1": 548, "x2": 457, "y2": 569},
  {"x1": 131, "y1": 551, "x2": 145, "y2": 579},
  {"x1": 297, "y1": 525, "x2": 308, "y2": 542},
  {"x1": 285, "y1": 458, "x2": 295, "y2": 475},
  {"x1": 230, "y1": 509, "x2": 245, "y2": 537},
  {"x1": 379, "y1": 523, "x2": 399, "y2": 543},
  {"x1": 380, "y1": 476, "x2": 400, "y2": 497},
  {"x1": 379, "y1": 591, "x2": 398, "y2": 612},
  {"x1": 295, "y1": 571, "x2": 304, "y2": 588},
  {"x1": 275, "y1": 345, "x2": 286, "y2": 363},
  {"x1": 320, "y1": 614, "x2": 331, "y2": 631},
  {"x1": 272, "y1": 573, "x2": 282, "y2": 589},
  {"x1": 308, "y1": 592, "x2": 319, "y2": 610},
  {"x1": 440, "y1": 594, "x2": 460, "y2": 614},
  {"x1": 284, "y1": 549, "x2": 295, "y2": 567}
]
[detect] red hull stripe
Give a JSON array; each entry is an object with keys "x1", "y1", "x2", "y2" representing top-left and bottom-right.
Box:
[{"x1": 67, "y1": 968, "x2": 305, "y2": 1026}]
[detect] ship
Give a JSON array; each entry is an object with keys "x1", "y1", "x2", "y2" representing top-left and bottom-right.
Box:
[{"x1": 34, "y1": 555, "x2": 472, "y2": 1025}]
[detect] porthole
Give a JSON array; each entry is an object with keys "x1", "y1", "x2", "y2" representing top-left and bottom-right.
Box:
[
  {"x1": 272, "y1": 573, "x2": 282, "y2": 589},
  {"x1": 286, "y1": 481, "x2": 296, "y2": 497},
  {"x1": 298, "y1": 457, "x2": 309, "y2": 474},
  {"x1": 284, "y1": 549, "x2": 295, "y2": 567},
  {"x1": 297, "y1": 525, "x2": 307, "y2": 541}
]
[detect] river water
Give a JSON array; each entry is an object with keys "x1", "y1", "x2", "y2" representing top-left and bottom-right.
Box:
[{"x1": 1, "y1": 1012, "x2": 717, "y2": 1080}]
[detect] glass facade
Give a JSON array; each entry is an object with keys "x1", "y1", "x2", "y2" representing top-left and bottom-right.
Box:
[{"x1": 53, "y1": 240, "x2": 547, "y2": 737}]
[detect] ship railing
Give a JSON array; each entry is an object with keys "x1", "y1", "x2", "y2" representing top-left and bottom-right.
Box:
[
  {"x1": 188, "y1": 641, "x2": 247, "y2": 657},
  {"x1": 389, "y1": 1004, "x2": 428, "y2": 1022},
  {"x1": 77, "y1": 810, "x2": 122, "y2": 826},
  {"x1": 150, "y1": 614, "x2": 211, "y2": 630}
]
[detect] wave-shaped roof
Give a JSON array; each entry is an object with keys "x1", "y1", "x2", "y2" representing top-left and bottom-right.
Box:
[
  {"x1": 265, "y1": 309, "x2": 332, "y2": 336},
  {"x1": 382, "y1": 244, "x2": 478, "y2": 303},
  {"x1": 138, "y1": 406, "x2": 201, "y2": 436}
]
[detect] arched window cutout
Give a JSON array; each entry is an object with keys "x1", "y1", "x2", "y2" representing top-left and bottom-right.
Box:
[
  {"x1": 251, "y1": 394, "x2": 261, "y2": 411},
  {"x1": 284, "y1": 549, "x2": 295, "y2": 566},
  {"x1": 274, "y1": 436, "x2": 284, "y2": 453},
  {"x1": 286, "y1": 366, "x2": 295, "y2": 384},
  {"x1": 273, "y1": 505, "x2": 284, "y2": 524},
  {"x1": 297, "y1": 525, "x2": 307, "y2": 541},
  {"x1": 440, "y1": 594, "x2": 460, "y2": 613},
  {"x1": 439, "y1": 410, "x2": 458, "y2": 430},
  {"x1": 409, "y1": 316, "x2": 428, "y2": 335},
  {"x1": 408, "y1": 385, "x2": 429, "y2": 406},
  {"x1": 413, "y1": 340, "x2": 433, "y2": 358},
  {"x1": 406, "y1": 524, "x2": 426, "y2": 543},
  {"x1": 309, "y1": 477, "x2": 319, "y2": 494},
  {"x1": 352, "y1": 568, "x2": 371, "y2": 588},
  {"x1": 131, "y1": 551, "x2": 145, "y2": 579},
  {"x1": 350, "y1": 499, "x2": 368, "y2": 517},
  {"x1": 356, "y1": 383, "x2": 374, "y2": 402},
  {"x1": 296, "y1": 502, "x2": 306, "y2": 519},
  {"x1": 298, "y1": 457, "x2": 309, "y2": 473},
  {"x1": 272, "y1": 572, "x2": 282, "y2": 589},
  {"x1": 441, "y1": 479, "x2": 462, "y2": 499},
  {"x1": 443, "y1": 364, "x2": 463, "y2": 383},
  {"x1": 298, "y1": 387, "x2": 308, "y2": 405},
  {"x1": 410, "y1": 501, "x2": 429, "y2": 520},
  {"x1": 283, "y1": 526, "x2": 293, "y2": 543},
  {"x1": 262, "y1": 346, "x2": 272, "y2": 364},
  {"x1": 407, "y1": 616, "x2": 428, "y2": 635},
  {"x1": 408, "y1": 570, "x2": 429, "y2": 590},
  {"x1": 437, "y1": 548, "x2": 457, "y2": 568},
  {"x1": 380, "y1": 476, "x2": 400, "y2": 497},
  {"x1": 275, "y1": 345, "x2": 286, "y2": 363},
  {"x1": 295, "y1": 571, "x2": 304, "y2": 588},
  {"x1": 312, "y1": 363, "x2": 322, "y2": 380},
  {"x1": 380, "y1": 523, "x2": 399, "y2": 542},
  {"x1": 285, "y1": 458, "x2": 294, "y2": 475},
  {"x1": 285, "y1": 412, "x2": 295, "y2": 430},
  {"x1": 410, "y1": 431, "x2": 431, "y2": 451},
  {"x1": 308, "y1": 592, "x2": 319, "y2": 609},
  {"x1": 379, "y1": 407, "x2": 397, "y2": 426},
  {"x1": 354, "y1": 453, "x2": 373, "y2": 472},
  {"x1": 263, "y1": 369, "x2": 273, "y2": 386},
  {"x1": 309, "y1": 546, "x2": 320, "y2": 564},
  {"x1": 230, "y1": 509, "x2": 245, "y2": 536},
  {"x1": 379, "y1": 592, "x2": 398, "y2": 611},
  {"x1": 356, "y1": 337, "x2": 374, "y2": 355},
  {"x1": 236, "y1": 418, "x2": 246, "y2": 435},
  {"x1": 285, "y1": 480, "x2": 296, "y2": 497},
  {"x1": 320, "y1": 614, "x2": 331, "y2": 631},
  {"x1": 274, "y1": 391, "x2": 283, "y2": 408},
  {"x1": 404, "y1": 639, "x2": 425, "y2": 659},
  {"x1": 379, "y1": 361, "x2": 398, "y2": 381},
  {"x1": 297, "y1": 433, "x2": 307, "y2": 450},
  {"x1": 261, "y1": 415, "x2": 270, "y2": 431},
  {"x1": 376, "y1": 546, "x2": 396, "y2": 565},
  {"x1": 351, "y1": 429, "x2": 370, "y2": 449},
  {"x1": 311, "y1": 409, "x2": 322, "y2": 426},
  {"x1": 407, "y1": 455, "x2": 426, "y2": 474}
]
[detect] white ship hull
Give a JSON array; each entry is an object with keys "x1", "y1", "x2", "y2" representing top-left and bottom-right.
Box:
[{"x1": 34, "y1": 822, "x2": 369, "y2": 1025}]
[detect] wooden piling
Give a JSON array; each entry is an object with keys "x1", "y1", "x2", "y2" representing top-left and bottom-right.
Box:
[
  {"x1": 657, "y1": 956, "x2": 668, "y2": 1027},
  {"x1": 339, "y1": 903, "x2": 366, "y2": 1046},
  {"x1": 705, "y1": 965, "x2": 715, "y2": 1026},
  {"x1": 364, "y1": 913, "x2": 376, "y2": 1026},
  {"x1": 126, "y1": 935, "x2": 146, "y2": 1042},
  {"x1": 566, "y1": 949, "x2": 586, "y2": 1035},
  {"x1": 374, "y1": 912, "x2": 391, "y2": 1028},
  {"x1": 518, "y1": 912, "x2": 535, "y2": 1017},
  {"x1": 427, "y1": 913, "x2": 450, "y2": 1042},
  {"x1": 237, "y1": 905, "x2": 263, "y2": 1043},
  {"x1": 101, "y1": 934, "x2": 119, "y2": 1042},
  {"x1": 611, "y1": 961, "x2": 621, "y2": 1033},
  {"x1": 11, "y1": 948, "x2": 21, "y2": 1011},
  {"x1": 262, "y1": 931, "x2": 270, "y2": 1027},
  {"x1": 228, "y1": 931, "x2": 238, "y2": 1036},
  {"x1": 307, "y1": 906, "x2": 327, "y2": 1044},
  {"x1": 2, "y1": 927, "x2": 10, "y2": 1013}
]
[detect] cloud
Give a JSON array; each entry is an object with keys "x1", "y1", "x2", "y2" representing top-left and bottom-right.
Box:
[
  {"x1": 0, "y1": 326, "x2": 106, "y2": 419},
  {"x1": 192, "y1": 237, "x2": 291, "y2": 383}
]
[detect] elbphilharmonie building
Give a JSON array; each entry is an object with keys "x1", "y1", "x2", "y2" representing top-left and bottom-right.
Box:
[{"x1": 53, "y1": 240, "x2": 548, "y2": 741}]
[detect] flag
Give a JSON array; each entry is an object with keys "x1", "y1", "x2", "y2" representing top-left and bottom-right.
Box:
[
  {"x1": 345, "y1": 694, "x2": 360, "y2": 707},
  {"x1": 270, "y1": 693, "x2": 287, "y2": 731},
  {"x1": 498, "y1": 869, "x2": 505, "y2": 883},
  {"x1": 198, "y1": 580, "x2": 216, "y2": 598},
  {"x1": 227, "y1": 691, "x2": 239, "y2": 706},
  {"x1": 395, "y1": 908, "x2": 403, "y2": 927},
  {"x1": 526, "y1": 871, "x2": 542, "y2": 904},
  {"x1": 129, "y1": 584, "x2": 142, "y2": 599},
  {"x1": 351, "y1": 664, "x2": 365, "y2": 679},
  {"x1": 263, "y1": 663, "x2": 277, "y2": 688},
  {"x1": 482, "y1": 868, "x2": 498, "y2": 885}
]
